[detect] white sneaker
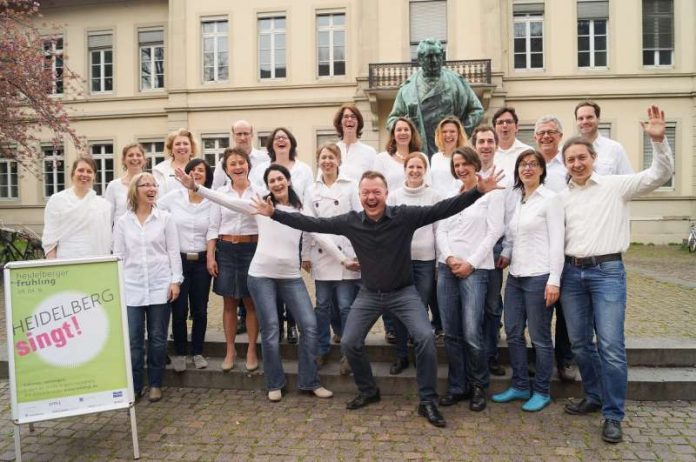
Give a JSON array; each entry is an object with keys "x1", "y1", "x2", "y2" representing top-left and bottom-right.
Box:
[
  {"x1": 193, "y1": 355, "x2": 208, "y2": 369},
  {"x1": 268, "y1": 389, "x2": 282, "y2": 402},
  {"x1": 312, "y1": 387, "x2": 333, "y2": 399},
  {"x1": 172, "y1": 355, "x2": 187, "y2": 372}
]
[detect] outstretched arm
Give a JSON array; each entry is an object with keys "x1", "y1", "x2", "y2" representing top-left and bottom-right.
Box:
[{"x1": 176, "y1": 167, "x2": 255, "y2": 214}]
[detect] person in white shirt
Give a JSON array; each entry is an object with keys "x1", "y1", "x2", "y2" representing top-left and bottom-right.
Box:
[
  {"x1": 574, "y1": 101, "x2": 633, "y2": 175},
  {"x1": 113, "y1": 172, "x2": 183, "y2": 403},
  {"x1": 211, "y1": 120, "x2": 271, "y2": 190},
  {"x1": 104, "y1": 143, "x2": 145, "y2": 225},
  {"x1": 332, "y1": 104, "x2": 377, "y2": 182},
  {"x1": 159, "y1": 159, "x2": 214, "y2": 373},
  {"x1": 42, "y1": 157, "x2": 112, "y2": 259},
  {"x1": 431, "y1": 115, "x2": 468, "y2": 198},
  {"x1": 492, "y1": 149, "x2": 564, "y2": 413},
  {"x1": 177, "y1": 163, "x2": 336, "y2": 403},
  {"x1": 493, "y1": 107, "x2": 533, "y2": 180},
  {"x1": 153, "y1": 128, "x2": 198, "y2": 195},
  {"x1": 387, "y1": 153, "x2": 442, "y2": 376},
  {"x1": 302, "y1": 143, "x2": 362, "y2": 374},
  {"x1": 436, "y1": 147, "x2": 504, "y2": 412},
  {"x1": 560, "y1": 106, "x2": 673, "y2": 444},
  {"x1": 207, "y1": 148, "x2": 261, "y2": 372}
]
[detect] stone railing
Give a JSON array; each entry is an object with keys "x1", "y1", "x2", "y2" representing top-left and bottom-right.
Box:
[{"x1": 368, "y1": 59, "x2": 492, "y2": 89}]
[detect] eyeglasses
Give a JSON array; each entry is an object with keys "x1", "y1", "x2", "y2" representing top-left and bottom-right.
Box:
[
  {"x1": 519, "y1": 162, "x2": 540, "y2": 170},
  {"x1": 137, "y1": 183, "x2": 158, "y2": 188},
  {"x1": 274, "y1": 135, "x2": 289, "y2": 141},
  {"x1": 495, "y1": 119, "x2": 515, "y2": 126},
  {"x1": 342, "y1": 114, "x2": 358, "y2": 120},
  {"x1": 535, "y1": 130, "x2": 560, "y2": 137}
]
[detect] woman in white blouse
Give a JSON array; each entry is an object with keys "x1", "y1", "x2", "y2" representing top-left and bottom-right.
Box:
[
  {"x1": 302, "y1": 143, "x2": 361, "y2": 374},
  {"x1": 386, "y1": 152, "x2": 441, "y2": 376},
  {"x1": 153, "y1": 128, "x2": 198, "y2": 195},
  {"x1": 113, "y1": 172, "x2": 183, "y2": 403},
  {"x1": 206, "y1": 148, "x2": 260, "y2": 372},
  {"x1": 159, "y1": 159, "x2": 214, "y2": 373},
  {"x1": 177, "y1": 164, "x2": 336, "y2": 403},
  {"x1": 491, "y1": 149, "x2": 563, "y2": 412},
  {"x1": 42, "y1": 157, "x2": 112, "y2": 259},
  {"x1": 104, "y1": 143, "x2": 145, "y2": 225},
  {"x1": 430, "y1": 116, "x2": 468, "y2": 198},
  {"x1": 436, "y1": 147, "x2": 504, "y2": 412}
]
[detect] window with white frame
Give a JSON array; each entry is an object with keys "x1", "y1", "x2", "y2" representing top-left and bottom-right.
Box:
[
  {"x1": 258, "y1": 16, "x2": 287, "y2": 79},
  {"x1": 90, "y1": 143, "x2": 114, "y2": 195},
  {"x1": 202, "y1": 19, "x2": 229, "y2": 82},
  {"x1": 409, "y1": 0, "x2": 447, "y2": 61},
  {"x1": 139, "y1": 29, "x2": 164, "y2": 91},
  {"x1": 257, "y1": 132, "x2": 271, "y2": 152},
  {"x1": 43, "y1": 36, "x2": 64, "y2": 95},
  {"x1": 42, "y1": 146, "x2": 65, "y2": 198},
  {"x1": 642, "y1": 0, "x2": 673, "y2": 66},
  {"x1": 88, "y1": 32, "x2": 113, "y2": 93},
  {"x1": 317, "y1": 12, "x2": 346, "y2": 77},
  {"x1": 513, "y1": 3, "x2": 544, "y2": 70},
  {"x1": 643, "y1": 123, "x2": 675, "y2": 189},
  {"x1": 577, "y1": 0, "x2": 608, "y2": 68},
  {"x1": 202, "y1": 136, "x2": 230, "y2": 171},
  {"x1": 141, "y1": 141, "x2": 165, "y2": 172},
  {"x1": 0, "y1": 158, "x2": 19, "y2": 199}
]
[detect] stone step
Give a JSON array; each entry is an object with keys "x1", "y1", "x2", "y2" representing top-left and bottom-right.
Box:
[
  {"x1": 162, "y1": 356, "x2": 696, "y2": 401},
  {"x1": 175, "y1": 333, "x2": 696, "y2": 368}
]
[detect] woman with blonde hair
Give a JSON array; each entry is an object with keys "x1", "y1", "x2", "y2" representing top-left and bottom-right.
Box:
[
  {"x1": 431, "y1": 116, "x2": 467, "y2": 197},
  {"x1": 114, "y1": 172, "x2": 183, "y2": 402},
  {"x1": 153, "y1": 128, "x2": 198, "y2": 195},
  {"x1": 42, "y1": 156, "x2": 112, "y2": 259},
  {"x1": 104, "y1": 143, "x2": 146, "y2": 224}
]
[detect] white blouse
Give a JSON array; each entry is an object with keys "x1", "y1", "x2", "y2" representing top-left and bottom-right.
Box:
[
  {"x1": 337, "y1": 140, "x2": 377, "y2": 183},
  {"x1": 430, "y1": 152, "x2": 459, "y2": 198},
  {"x1": 436, "y1": 190, "x2": 505, "y2": 270},
  {"x1": 153, "y1": 159, "x2": 187, "y2": 196},
  {"x1": 113, "y1": 208, "x2": 184, "y2": 306},
  {"x1": 158, "y1": 188, "x2": 212, "y2": 253},
  {"x1": 501, "y1": 185, "x2": 564, "y2": 286},
  {"x1": 42, "y1": 188, "x2": 112, "y2": 258},
  {"x1": 104, "y1": 177, "x2": 129, "y2": 225},
  {"x1": 388, "y1": 182, "x2": 442, "y2": 261},
  {"x1": 249, "y1": 159, "x2": 314, "y2": 200},
  {"x1": 206, "y1": 184, "x2": 259, "y2": 239}
]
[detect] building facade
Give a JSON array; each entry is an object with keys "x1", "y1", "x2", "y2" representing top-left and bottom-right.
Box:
[{"x1": 1, "y1": 0, "x2": 694, "y2": 243}]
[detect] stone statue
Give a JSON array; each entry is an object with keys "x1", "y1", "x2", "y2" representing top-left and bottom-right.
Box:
[{"x1": 387, "y1": 38, "x2": 484, "y2": 158}]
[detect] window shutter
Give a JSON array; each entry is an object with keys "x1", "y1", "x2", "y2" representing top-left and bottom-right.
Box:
[
  {"x1": 512, "y1": 2, "x2": 545, "y2": 15},
  {"x1": 643, "y1": 123, "x2": 675, "y2": 188},
  {"x1": 139, "y1": 30, "x2": 163, "y2": 45},
  {"x1": 642, "y1": 0, "x2": 673, "y2": 49},
  {"x1": 88, "y1": 33, "x2": 112, "y2": 48},
  {"x1": 577, "y1": 0, "x2": 609, "y2": 19},
  {"x1": 410, "y1": 0, "x2": 447, "y2": 43}
]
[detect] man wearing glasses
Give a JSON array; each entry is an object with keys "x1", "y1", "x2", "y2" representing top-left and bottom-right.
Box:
[
  {"x1": 212, "y1": 120, "x2": 270, "y2": 189},
  {"x1": 492, "y1": 106, "x2": 533, "y2": 180}
]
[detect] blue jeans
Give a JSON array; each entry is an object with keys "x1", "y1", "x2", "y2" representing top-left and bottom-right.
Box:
[
  {"x1": 561, "y1": 260, "x2": 628, "y2": 421},
  {"x1": 127, "y1": 303, "x2": 171, "y2": 393},
  {"x1": 504, "y1": 274, "x2": 554, "y2": 395},
  {"x1": 437, "y1": 263, "x2": 489, "y2": 393},
  {"x1": 393, "y1": 260, "x2": 435, "y2": 359},
  {"x1": 315, "y1": 280, "x2": 360, "y2": 356},
  {"x1": 483, "y1": 240, "x2": 504, "y2": 363},
  {"x1": 247, "y1": 276, "x2": 320, "y2": 391},
  {"x1": 172, "y1": 254, "x2": 212, "y2": 356},
  {"x1": 341, "y1": 285, "x2": 438, "y2": 404}
]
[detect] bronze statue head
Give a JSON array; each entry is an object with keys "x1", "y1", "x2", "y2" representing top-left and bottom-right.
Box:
[{"x1": 417, "y1": 38, "x2": 445, "y2": 78}]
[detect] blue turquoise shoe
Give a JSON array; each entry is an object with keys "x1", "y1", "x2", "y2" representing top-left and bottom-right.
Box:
[
  {"x1": 491, "y1": 387, "x2": 530, "y2": 403},
  {"x1": 522, "y1": 392, "x2": 551, "y2": 412}
]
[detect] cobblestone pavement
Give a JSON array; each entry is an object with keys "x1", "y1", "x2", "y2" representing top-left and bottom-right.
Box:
[{"x1": 1, "y1": 380, "x2": 695, "y2": 462}]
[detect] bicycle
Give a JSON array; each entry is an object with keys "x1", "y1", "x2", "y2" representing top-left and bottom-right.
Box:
[
  {"x1": 0, "y1": 226, "x2": 45, "y2": 270},
  {"x1": 687, "y1": 222, "x2": 696, "y2": 253}
]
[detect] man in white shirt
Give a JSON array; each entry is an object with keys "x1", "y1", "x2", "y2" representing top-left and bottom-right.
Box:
[
  {"x1": 493, "y1": 107, "x2": 533, "y2": 180},
  {"x1": 574, "y1": 101, "x2": 633, "y2": 175},
  {"x1": 212, "y1": 120, "x2": 271, "y2": 189},
  {"x1": 533, "y1": 115, "x2": 576, "y2": 383},
  {"x1": 332, "y1": 103, "x2": 377, "y2": 182}
]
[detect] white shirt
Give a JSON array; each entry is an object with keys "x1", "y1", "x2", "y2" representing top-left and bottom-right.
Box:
[
  {"x1": 388, "y1": 182, "x2": 442, "y2": 261},
  {"x1": 212, "y1": 148, "x2": 270, "y2": 190},
  {"x1": 113, "y1": 208, "x2": 184, "y2": 306},
  {"x1": 561, "y1": 140, "x2": 673, "y2": 257},
  {"x1": 42, "y1": 188, "x2": 112, "y2": 258},
  {"x1": 543, "y1": 151, "x2": 569, "y2": 193},
  {"x1": 206, "y1": 184, "x2": 259, "y2": 240},
  {"x1": 196, "y1": 186, "x2": 345, "y2": 279},
  {"x1": 249, "y1": 159, "x2": 314, "y2": 200},
  {"x1": 337, "y1": 140, "x2": 377, "y2": 183},
  {"x1": 430, "y1": 152, "x2": 460, "y2": 198},
  {"x1": 436, "y1": 190, "x2": 505, "y2": 269},
  {"x1": 592, "y1": 134, "x2": 634, "y2": 176},
  {"x1": 501, "y1": 186, "x2": 564, "y2": 286},
  {"x1": 158, "y1": 189, "x2": 212, "y2": 253},
  {"x1": 495, "y1": 138, "x2": 534, "y2": 181},
  {"x1": 302, "y1": 174, "x2": 362, "y2": 281},
  {"x1": 104, "y1": 177, "x2": 129, "y2": 225},
  {"x1": 152, "y1": 159, "x2": 187, "y2": 195},
  {"x1": 372, "y1": 151, "x2": 432, "y2": 191}
]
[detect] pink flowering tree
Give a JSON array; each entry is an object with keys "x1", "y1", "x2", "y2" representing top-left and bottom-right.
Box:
[{"x1": 0, "y1": 0, "x2": 83, "y2": 175}]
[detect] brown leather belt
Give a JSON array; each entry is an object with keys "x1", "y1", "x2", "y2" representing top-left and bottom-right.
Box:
[
  {"x1": 565, "y1": 253, "x2": 622, "y2": 268},
  {"x1": 219, "y1": 234, "x2": 259, "y2": 244}
]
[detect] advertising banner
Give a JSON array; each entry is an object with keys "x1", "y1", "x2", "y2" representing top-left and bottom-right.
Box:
[{"x1": 4, "y1": 257, "x2": 133, "y2": 424}]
